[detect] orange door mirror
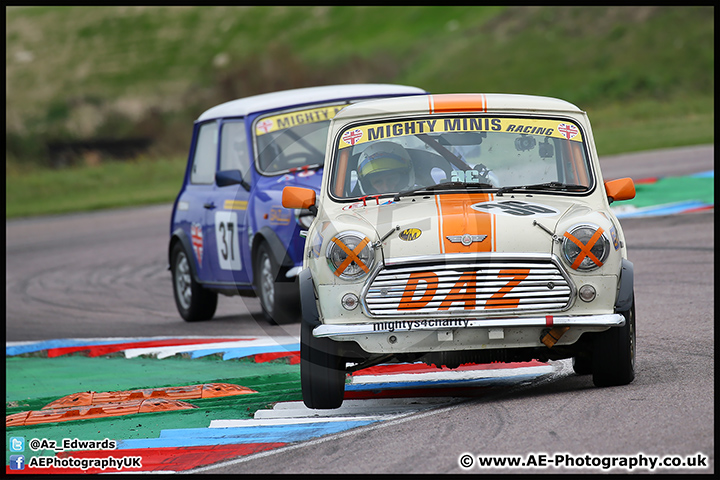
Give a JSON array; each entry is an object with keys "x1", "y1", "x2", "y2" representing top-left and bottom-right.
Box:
[
  {"x1": 282, "y1": 186, "x2": 316, "y2": 210},
  {"x1": 605, "y1": 177, "x2": 636, "y2": 203}
]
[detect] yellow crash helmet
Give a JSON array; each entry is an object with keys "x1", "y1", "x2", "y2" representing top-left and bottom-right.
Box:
[{"x1": 357, "y1": 142, "x2": 413, "y2": 192}]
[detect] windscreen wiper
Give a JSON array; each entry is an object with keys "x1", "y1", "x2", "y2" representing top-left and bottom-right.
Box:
[
  {"x1": 393, "y1": 181, "x2": 495, "y2": 201},
  {"x1": 495, "y1": 181, "x2": 589, "y2": 196}
]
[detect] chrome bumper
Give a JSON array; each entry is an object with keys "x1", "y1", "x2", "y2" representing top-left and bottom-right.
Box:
[{"x1": 314, "y1": 313, "x2": 624, "y2": 339}]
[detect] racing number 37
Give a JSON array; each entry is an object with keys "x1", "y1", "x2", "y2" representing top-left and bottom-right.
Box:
[{"x1": 215, "y1": 211, "x2": 242, "y2": 270}]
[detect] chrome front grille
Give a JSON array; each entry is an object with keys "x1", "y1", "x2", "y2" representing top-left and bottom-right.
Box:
[{"x1": 363, "y1": 254, "x2": 573, "y2": 317}]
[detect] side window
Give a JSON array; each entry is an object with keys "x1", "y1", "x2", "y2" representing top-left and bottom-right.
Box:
[
  {"x1": 190, "y1": 121, "x2": 218, "y2": 184},
  {"x1": 220, "y1": 120, "x2": 251, "y2": 181}
]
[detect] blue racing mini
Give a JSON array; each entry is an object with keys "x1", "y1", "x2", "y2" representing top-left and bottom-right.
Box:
[{"x1": 169, "y1": 84, "x2": 426, "y2": 323}]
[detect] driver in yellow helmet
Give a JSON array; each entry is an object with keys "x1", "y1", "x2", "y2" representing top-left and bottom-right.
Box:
[{"x1": 356, "y1": 142, "x2": 414, "y2": 195}]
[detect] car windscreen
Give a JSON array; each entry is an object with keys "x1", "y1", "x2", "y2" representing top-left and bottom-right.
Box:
[
  {"x1": 254, "y1": 104, "x2": 348, "y2": 175},
  {"x1": 329, "y1": 116, "x2": 593, "y2": 199}
]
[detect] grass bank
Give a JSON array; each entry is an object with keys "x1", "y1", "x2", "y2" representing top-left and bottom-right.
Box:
[{"x1": 6, "y1": 157, "x2": 186, "y2": 219}]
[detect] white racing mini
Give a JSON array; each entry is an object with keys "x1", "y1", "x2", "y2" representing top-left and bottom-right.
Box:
[{"x1": 283, "y1": 93, "x2": 637, "y2": 409}]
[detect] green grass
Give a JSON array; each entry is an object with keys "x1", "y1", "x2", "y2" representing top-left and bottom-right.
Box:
[
  {"x1": 589, "y1": 94, "x2": 714, "y2": 156},
  {"x1": 6, "y1": 157, "x2": 187, "y2": 218},
  {"x1": 5, "y1": 6, "x2": 714, "y2": 218}
]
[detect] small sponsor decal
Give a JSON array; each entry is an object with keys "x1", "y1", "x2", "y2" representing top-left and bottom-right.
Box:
[
  {"x1": 269, "y1": 206, "x2": 291, "y2": 225},
  {"x1": 342, "y1": 128, "x2": 364, "y2": 146},
  {"x1": 610, "y1": 225, "x2": 620, "y2": 250},
  {"x1": 311, "y1": 221, "x2": 331, "y2": 259},
  {"x1": 557, "y1": 123, "x2": 579, "y2": 140},
  {"x1": 341, "y1": 198, "x2": 395, "y2": 210},
  {"x1": 471, "y1": 200, "x2": 559, "y2": 217},
  {"x1": 256, "y1": 119, "x2": 274, "y2": 134},
  {"x1": 276, "y1": 167, "x2": 317, "y2": 183},
  {"x1": 224, "y1": 200, "x2": 248, "y2": 210},
  {"x1": 399, "y1": 228, "x2": 422, "y2": 241},
  {"x1": 276, "y1": 174, "x2": 295, "y2": 183},
  {"x1": 191, "y1": 223, "x2": 204, "y2": 265},
  {"x1": 297, "y1": 169, "x2": 316, "y2": 178}
]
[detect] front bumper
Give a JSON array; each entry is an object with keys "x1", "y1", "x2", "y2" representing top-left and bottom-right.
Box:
[{"x1": 314, "y1": 313, "x2": 624, "y2": 354}]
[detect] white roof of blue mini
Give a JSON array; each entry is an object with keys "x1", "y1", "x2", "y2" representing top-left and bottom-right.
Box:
[{"x1": 196, "y1": 84, "x2": 426, "y2": 122}]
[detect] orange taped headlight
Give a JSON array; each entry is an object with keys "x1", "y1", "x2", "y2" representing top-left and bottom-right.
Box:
[
  {"x1": 326, "y1": 231, "x2": 375, "y2": 280},
  {"x1": 561, "y1": 224, "x2": 609, "y2": 271}
]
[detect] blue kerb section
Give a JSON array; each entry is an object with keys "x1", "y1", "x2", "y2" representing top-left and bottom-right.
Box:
[
  {"x1": 190, "y1": 343, "x2": 300, "y2": 360},
  {"x1": 613, "y1": 200, "x2": 711, "y2": 219},
  {"x1": 5, "y1": 338, "x2": 171, "y2": 356},
  {"x1": 346, "y1": 373, "x2": 545, "y2": 391},
  {"x1": 5, "y1": 338, "x2": 300, "y2": 359},
  {"x1": 690, "y1": 170, "x2": 714, "y2": 178},
  {"x1": 116, "y1": 420, "x2": 377, "y2": 449}
]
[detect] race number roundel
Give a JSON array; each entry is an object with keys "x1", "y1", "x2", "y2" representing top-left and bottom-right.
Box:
[{"x1": 215, "y1": 211, "x2": 242, "y2": 270}]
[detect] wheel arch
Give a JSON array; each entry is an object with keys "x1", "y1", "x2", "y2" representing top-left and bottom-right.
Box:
[
  {"x1": 298, "y1": 267, "x2": 320, "y2": 327},
  {"x1": 615, "y1": 258, "x2": 634, "y2": 312},
  {"x1": 169, "y1": 228, "x2": 200, "y2": 282},
  {"x1": 251, "y1": 226, "x2": 295, "y2": 275}
]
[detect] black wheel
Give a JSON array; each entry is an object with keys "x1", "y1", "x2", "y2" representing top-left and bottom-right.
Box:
[
  {"x1": 592, "y1": 294, "x2": 636, "y2": 387},
  {"x1": 300, "y1": 317, "x2": 346, "y2": 409},
  {"x1": 171, "y1": 242, "x2": 217, "y2": 322},
  {"x1": 254, "y1": 242, "x2": 299, "y2": 324}
]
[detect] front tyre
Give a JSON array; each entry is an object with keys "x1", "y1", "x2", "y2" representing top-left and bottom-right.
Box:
[
  {"x1": 300, "y1": 318, "x2": 346, "y2": 409},
  {"x1": 592, "y1": 294, "x2": 636, "y2": 387},
  {"x1": 171, "y1": 243, "x2": 217, "y2": 322},
  {"x1": 254, "y1": 242, "x2": 299, "y2": 324}
]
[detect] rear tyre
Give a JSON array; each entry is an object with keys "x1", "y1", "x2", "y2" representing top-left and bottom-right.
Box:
[
  {"x1": 592, "y1": 294, "x2": 636, "y2": 387},
  {"x1": 171, "y1": 243, "x2": 217, "y2": 322},
  {"x1": 300, "y1": 317, "x2": 346, "y2": 409}
]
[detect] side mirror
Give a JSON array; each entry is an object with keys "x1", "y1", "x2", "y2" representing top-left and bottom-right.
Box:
[
  {"x1": 605, "y1": 177, "x2": 636, "y2": 204},
  {"x1": 282, "y1": 186, "x2": 317, "y2": 214},
  {"x1": 216, "y1": 170, "x2": 250, "y2": 191}
]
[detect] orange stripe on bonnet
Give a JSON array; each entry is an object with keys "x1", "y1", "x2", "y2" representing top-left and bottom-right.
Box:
[{"x1": 429, "y1": 94, "x2": 488, "y2": 113}]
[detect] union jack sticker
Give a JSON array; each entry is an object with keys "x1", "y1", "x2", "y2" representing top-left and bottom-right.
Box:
[
  {"x1": 191, "y1": 223, "x2": 204, "y2": 265},
  {"x1": 256, "y1": 119, "x2": 274, "y2": 134},
  {"x1": 557, "y1": 123, "x2": 579, "y2": 140},
  {"x1": 342, "y1": 129, "x2": 363, "y2": 146}
]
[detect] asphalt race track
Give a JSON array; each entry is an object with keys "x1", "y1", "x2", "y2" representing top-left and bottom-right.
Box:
[{"x1": 5, "y1": 145, "x2": 714, "y2": 474}]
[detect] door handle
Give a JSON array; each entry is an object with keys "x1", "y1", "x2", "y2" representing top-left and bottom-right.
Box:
[{"x1": 203, "y1": 202, "x2": 216, "y2": 210}]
